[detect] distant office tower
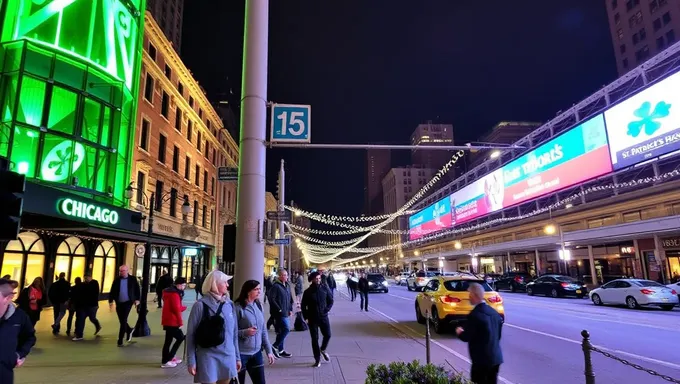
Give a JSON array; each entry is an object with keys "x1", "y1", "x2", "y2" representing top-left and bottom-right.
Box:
[
  {"x1": 411, "y1": 122, "x2": 455, "y2": 181},
  {"x1": 469, "y1": 121, "x2": 541, "y2": 169},
  {"x1": 364, "y1": 149, "x2": 392, "y2": 216},
  {"x1": 147, "y1": 0, "x2": 185, "y2": 53}
]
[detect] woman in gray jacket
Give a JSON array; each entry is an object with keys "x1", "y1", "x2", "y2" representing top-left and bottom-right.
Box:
[
  {"x1": 186, "y1": 270, "x2": 241, "y2": 384},
  {"x1": 235, "y1": 280, "x2": 275, "y2": 384}
]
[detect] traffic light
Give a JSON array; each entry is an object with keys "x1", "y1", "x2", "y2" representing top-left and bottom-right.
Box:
[{"x1": 0, "y1": 158, "x2": 26, "y2": 241}]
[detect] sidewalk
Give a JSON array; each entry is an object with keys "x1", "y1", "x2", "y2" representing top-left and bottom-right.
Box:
[{"x1": 15, "y1": 287, "x2": 464, "y2": 384}]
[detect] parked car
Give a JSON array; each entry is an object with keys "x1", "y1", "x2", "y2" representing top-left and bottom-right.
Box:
[
  {"x1": 590, "y1": 279, "x2": 678, "y2": 310},
  {"x1": 526, "y1": 274, "x2": 588, "y2": 298},
  {"x1": 484, "y1": 273, "x2": 502, "y2": 288},
  {"x1": 666, "y1": 281, "x2": 680, "y2": 304},
  {"x1": 395, "y1": 272, "x2": 410, "y2": 286},
  {"x1": 493, "y1": 272, "x2": 533, "y2": 292},
  {"x1": 366, "y1": 273, "x2": 389, "y2": 293},
  {"x1": 414, "y1": 275, "x2": 504, "y2": 334},
  {"x1": 407, "y1": 271, "x2": 438, "y2": 291}
]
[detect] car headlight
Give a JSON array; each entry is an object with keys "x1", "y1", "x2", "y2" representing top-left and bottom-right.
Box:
[
  {"x1": 382, "y1": 281, "x2": 388, "y2": 287},
  {"x1": 368, "y1": 282, "x2": 374, "y2": 286}
]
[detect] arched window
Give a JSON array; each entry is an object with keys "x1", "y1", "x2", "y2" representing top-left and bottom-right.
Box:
[
  {"x1": 55, "y1": 237, "x2": 86, "y2": 282},
  {"x1": 93, "y1": 241, "x2": 117, "y2": 294},
  {"x1": 0, "y1": 232, "x2": 46, "y2": 288},
  {"x1": 171, "y1": 249, "x2": 180, "y2": 278}
]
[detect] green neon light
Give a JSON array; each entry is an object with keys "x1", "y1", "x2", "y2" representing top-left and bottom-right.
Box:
[
  {"x1": 40, "y1": 140, "x2": 85, "y2": 182},
  {"x1": 58, "y1": 197, "x2": 120, "y2": 225}
]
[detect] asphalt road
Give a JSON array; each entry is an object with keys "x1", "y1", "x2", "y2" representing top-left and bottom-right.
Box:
[{"x1": 344, "y1": 283, "x2": 680, "y2": 384}]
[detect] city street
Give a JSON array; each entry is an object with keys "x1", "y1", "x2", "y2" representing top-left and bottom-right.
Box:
[{"x1": 351, "y1": 282, "x2": 680, "y2": 384}]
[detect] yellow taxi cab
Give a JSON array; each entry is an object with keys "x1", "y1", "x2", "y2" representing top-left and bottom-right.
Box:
[{"x1": 414, "y1": 273, "x2": 505, "y2": 334}]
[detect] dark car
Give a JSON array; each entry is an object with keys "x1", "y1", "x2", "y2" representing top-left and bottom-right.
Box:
[
  {"x1": 526, "y1": 274, "x2": 588, "y2": 298},
  {"x1": 493, "y1": 272, "x2": 533, "y2": 292},
  {"x1": 484, "y1": 273, "x2": 502, "y2": 287},
  {"x1": 366, "y1": 273, "x2": 389, "y2": 293}
]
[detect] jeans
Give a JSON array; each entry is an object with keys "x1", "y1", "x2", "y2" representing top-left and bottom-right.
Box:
[
  {"x1": 470, "y1": 364, "x2": 499, "y2": 384},
  {"x1": 309, "y1": 318, "x2": 331, "y2": 363},
  {"x1": 272, "y1": 316, "x2": 290, "y2": 351},
  {"x1": 75, "y1": 306, "x2": 101, "y2": 338},
  {"x1": 359, "y1": 292, "x2": 369, "y2": 310},
  {"x1": 52, "y1": 302, "x2": 67, "y2": 331},
  {"x1": 66, "y1": 307, "x2": 75, "y2": 333},
  {"x1": 238, "y1": 352, "x2": 266, "y2": 384},
  {"x1": 156, "y1": 294, "x2": 163, "y2": 308},
  {"x1": 162, "y1": 326, "x2": 185, "y2": 364},
  {"x1": 115, "y1": 301, "x2": 134, "y2": 344}
]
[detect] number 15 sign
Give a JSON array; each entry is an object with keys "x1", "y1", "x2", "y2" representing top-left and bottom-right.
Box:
[{"x1": 270, "y1": 103, "x2": 311, "y2": 143}]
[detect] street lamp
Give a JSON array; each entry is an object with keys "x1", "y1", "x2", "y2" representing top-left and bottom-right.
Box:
[
  {"x1": 125, "y1": 183, "x2": 191, "y2": 337},
  {"x1": 454, "y1": 241, "x2": 462, "y2": 250}
]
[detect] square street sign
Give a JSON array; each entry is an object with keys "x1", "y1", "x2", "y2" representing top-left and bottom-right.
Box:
[
  {"x1": 270, "y1": 103, "x2": 311, "y2": 143},
  {"x1": 218, "y1": 167, "x2": 238, "y2": 181},
  {"x1": 273, "y1": 238, "x2": 291, "y2": 245},
  {"x1": 266, "y1": 210, "x2": 291, "y2": 221}
]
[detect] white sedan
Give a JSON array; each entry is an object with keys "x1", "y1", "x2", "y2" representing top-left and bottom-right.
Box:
[
  {"x1": 666, "y1": 281, "x2": 680, "y2": 304},
  {"x1": 589, "y1": 279, "x2": 678, "y2": 310}
]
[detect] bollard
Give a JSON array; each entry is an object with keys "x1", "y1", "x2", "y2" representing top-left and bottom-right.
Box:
[
  {"x1": 425, "y1": 310, "x2": 432, "y2": 364},
  {"x1": 581, "y1": 330, "x2": 595, "y2": 384}
]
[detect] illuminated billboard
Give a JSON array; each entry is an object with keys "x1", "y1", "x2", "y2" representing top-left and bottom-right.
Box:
[
  {"x1": 604, "y1": 71, "x2": 680, "y2": 170},
  {"x1": 408, "y1": 197, "x2": 452, "y2": 241},
  {"x1": 451, "y1": 169, "x2": 504, "y2": 226}
]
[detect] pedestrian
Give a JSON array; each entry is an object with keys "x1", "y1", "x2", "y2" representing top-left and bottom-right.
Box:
[
  {"x1": 108, "y1": 265, "x2": 141, "y2": 347},
  {"x1": 65, "y1": 277, "x2": 82, "y2": 336},
  {"x1": 455, "y1": 283, "x2": 503, "y2": 384},
  {"x1": 263, "y1": 274, "x2": 272, "y2": 304},
  {"x1": 194, "y1": 274, "x2": 203, "y2": 299},
  {"x1": 17, "y1": 276, "x2": 46, "y2": 326},
  {"x1": 0, "y1": 278, "x2": 36, "y2": 383},
  {"x1": 301, "y1": 271, "x2": 334, "y2": 368},
  {"x1": 161, "y1": 277, "x2": 188, "y2": 368},
  {"x1": 235, "y1": 280, "x2": 275, "y2": 384},
  {"x1": 326, "y1": 271, "x2": 337, "y2": 297},
  {"x1": 48, "y1": 272, "x2": 70, "y2": 335},
  {"x1": 155, "y1": 269, "x2": 173, "y2": 309},
  {"x1": 358, "y1": 272, "x2": 369, "y2": 312},
  {"x1": 267, "y1": 268, "x2": 294, "y2": 358},
  {"x1": 73, "y1": 274, "x2": 102, "y2": 341},
  {"x1": 186, "y1": 270, "x2": 241, "y2": 384},
  {"x1": 295, "y1": 271, "x2": 303, "y2": 301}
]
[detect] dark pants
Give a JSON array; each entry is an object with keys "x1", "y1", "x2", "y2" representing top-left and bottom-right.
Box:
[
  {"x1": 238, "y1": 352, "x2": 265, "y2": 384},
  {"x1": 349, "y1": 287, "x2": 356, "y2": 301},
  {"x1": 75, "y1": 306, "x2": 101, "y2": 338},
  {"x1": 470, "y1": 364, "x2": 499, "y2": 384},
  {"x1": 52, "y1": 302, "x2": 67, "y2": 332},
  {"x1": 115, "y1": 301, "x2": 134, "y2": 344},
  {"x1": 1, "y1": 367, "x2": 13, "y2": 384},
  {"x1": 66, "y1": 306, "x2": 75, "y2": 333},
  {"x1": 309, "y1": 318, "x2": 331, "y2": 363},
  {"x1": 359, "y1": 291, "x2": 369, "y2": 310},
  {"x1": 162, "y1": 326, "x2": 185, "y2": 364},
  {"x1": 272, "y1": 316, "x2": 290, "y2": 351},
  {"x1": 156, "y1": 293, "x2": 163, "y2": 308}
]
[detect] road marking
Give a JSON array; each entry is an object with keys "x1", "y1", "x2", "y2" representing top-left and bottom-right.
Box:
[{"x1": 387, "y1": 293, "x2": 413, "y2": 301}]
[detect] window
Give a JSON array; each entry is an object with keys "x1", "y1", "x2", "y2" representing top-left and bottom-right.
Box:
[
  {"x1": 654, "y1": 18, "x2": 663, "y2": 31},
  {"x1": 136, "y1": 171, "x2": 145, "y2": 204},
  {"x1": 155, "y1": 181, "x2": 164, "y2": 211},
  {"x1": 189, "y1": 96, "x2": 194, "y2": 108},
  {"x1": 184, "y1": 156, "x2": 191, "y2": 179},
  {"x1": 158, "y1": 134, "x2": 167, "y2": 163},
  {"x1": 202, "y1": 205, "x2": 207, "y2": 227},
  {"x1": 614, "y1": 12, "x2": 620, "y2": 24},
  {"x1": 210, "y1": 209, "x2": 215, "y2": 230},
  {"x1": 203, "y1": 170, "x2": 208, "y2": 191},
  {"x1": 178, "y1": 82, "x2": 184, "y2": 97},
  {"x1": 148, "y1": 43, "x2": 157, "y2": 60},
  {"x1": 172, "y1": 146, "x2": 180, "y2": 172},
  {"x1": 197, "y1": 131, "x2": 202, "y2": 151},
  {"x1": 628, "y1": 11, "x2": 643, "y2": 28},
  {"x1": 635, "y1": 45, "x2": 650, "y2": 63},
  {"x1": 175, "y1": 108, "x2": 182, "y2": 131},
  {"x1": 657, "y1": 36, "x2": 665, "y2": 49},
  {"x1": 623, "y1": 58, "x2": 629, "y2": 68},
  {"x1": 618, "y1": 28, "x2": 624, "y2": 40},
  {"x1": 144, "y1": 74, "x2": 154, "y2": 102},
  {"x1": 612, "y1": 0, "x2": 618, "y2": 9},
  {"x1": 195, "y1": 165, "x2": 200, "y2": 186},
  {"x1": 140, "y1": 119, "x2": 150, "y2": 150},
  {"x1": 211, "y1": 177, "x2": 215, "y2": 196},
  {"x1": 169, "y1": 188, "x2": 178, "y2": 217},
  {"x1": 199, "y1": 108, "x2": 203, "y2": 119},
  {"x1": 193, "y1": 200, "x2": 198, "y2": 224},
  {"x1": 663, "y1": 12, "x2": 671, "y2": 25},
  {"x1": 227, "y1": 190, "x2": 232, "y2": 209},
  {"x1": 667, "y1": 29, "x2": 676, "y2": 43},
  {"x1": 639, "y1": 27, "x2": 646, "y2": 40},
  {"x1": 161, "y1": 91, "x2": 169, "y2": 118},
  {"x1": 207, "y1": 120, "x2": 212, "y2": 132},
  {"x1": 205, "y1": 142, "x2": 210, "y2": 158},
  {"x1": 626, "y1": 0, "x2": 639, "y2": 11},
  {"x1": 187, "y1": 120, "x2": 193, "y2": 143},
  {"x1": 164, "y1": 64, "x2": 172, "y2": 79},
  {"x1": 620, "y1": 44, "x2": 626, "y2": 53}
]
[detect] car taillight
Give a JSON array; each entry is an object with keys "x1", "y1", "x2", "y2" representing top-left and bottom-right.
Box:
[
  {"x1": 440, "y1": 296, "x2": 461, "y2": 304},
  {"x1": 640, "y1": 289, "x2": 654, "y2": 295},
  {"x1": 514, "y1": 276, "x2": 522, "y2": 282},
  {"x1": 672, "y1": 290, "x2": 677, "y2": 295},
  {"x1": 487, "y1": 295, "x2": 503, "y2": 303},
  {"x1": 417, "y1": 277, "x2": 424, "y2": 282},
  {"x1": 560, "y1": 282, "x2": 570, "y2": 288}
]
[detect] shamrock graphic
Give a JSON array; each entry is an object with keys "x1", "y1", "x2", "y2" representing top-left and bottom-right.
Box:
[
  {"x1": 627, "y1": 100, "x2": 671, "y2": 138},
  {"x1": 47, "y1": 143, "x2": 79, "y2": 177}
]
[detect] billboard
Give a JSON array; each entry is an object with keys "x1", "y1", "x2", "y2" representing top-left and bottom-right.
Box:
[
  {"x1": 604, "y1": 71, "x2": 680, "y2": 170},
  {"x1": 451, "y1": 169, "x2": 504, "y2": 226},
  {"x1": 408, "y1": 197, "x2": 452, "y2": 241}
]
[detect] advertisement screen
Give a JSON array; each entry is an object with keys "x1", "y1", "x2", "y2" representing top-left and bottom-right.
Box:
[
  {"x1": 408, "y1": 197, "x2": 452, "y2": 240},
  {"x1": 451, "y1": 169, "x2": 505, "y2": 226},
  {"x1": 604, "y1": 71, "x2": 680, "y2": 170},
  {"x1": 502, "y1": 114, "x2": 612, "y2": 208}
]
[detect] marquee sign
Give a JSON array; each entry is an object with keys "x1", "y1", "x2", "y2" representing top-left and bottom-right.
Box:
[{"x1": 58, "y1": 198, "x2": 120, "y2": 225}]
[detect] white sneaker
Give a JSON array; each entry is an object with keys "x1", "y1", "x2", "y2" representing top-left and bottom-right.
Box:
[
  {"x1": 72, "y1": 337, "x2": 83, "y2": 341},
  {"x1": 171, "y1": 357, "x2": 182, "y2": 364},
  {"x1": 161, "y1": 361, "x2": 177, "y2": 368}
]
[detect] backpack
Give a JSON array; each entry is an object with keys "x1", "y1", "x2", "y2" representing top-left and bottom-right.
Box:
[
  {"x1": 294, "y1": 311, "x2": 308, "y2": 331},
  {"x1": 195, "y1": 302, "x2": 226, "y2": 348}
]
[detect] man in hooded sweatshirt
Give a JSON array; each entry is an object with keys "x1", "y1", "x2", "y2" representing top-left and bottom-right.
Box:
[
  {"x1": 0, "y1": 278, "x2": 36, "y2": 383},
  {"x1": 301, "y1": 271, "x2": 334, "y2": 368}
]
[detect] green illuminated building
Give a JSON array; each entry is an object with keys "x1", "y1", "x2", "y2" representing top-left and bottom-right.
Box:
[{"x1": 0, "y1": 0, "x2": 146, "y2": 206}]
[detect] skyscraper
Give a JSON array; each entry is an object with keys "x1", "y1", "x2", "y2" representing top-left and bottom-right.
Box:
[
  {"x1": 147, "y1": 0, "x2": 185, "y2": 52},
  {"x1": 364, "y1": 149, "x2": 392, "y2": 216},
  {"x1": 411, "y1": 122, "x2": 455, "y2": 183}
]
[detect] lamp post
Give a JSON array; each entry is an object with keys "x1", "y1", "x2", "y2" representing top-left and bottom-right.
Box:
[{"x1": 125, "y1": 183, "x2": 191, "y2": 337}]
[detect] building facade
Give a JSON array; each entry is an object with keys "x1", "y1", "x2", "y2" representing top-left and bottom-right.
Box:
[
  {"x1": 146, "y1": 0, "x2": 184, "y2": 53},
  {"x1": 605, "y1": 0, "x2": 680, "y2": 76},
  {"x1": 410, "y1": 122, "x2": 455, "y2": 174},
  {"x1": 0, "y1": 0, "x2": 146, "y2": 293},
  {"x1": 264, "y1": 192, "x2": 279, "y2": 276},
  {"x1": 468, "y1": 121, "x2": 541, "y2": 169}
]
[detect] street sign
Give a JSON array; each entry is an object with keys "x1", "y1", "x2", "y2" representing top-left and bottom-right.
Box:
[
  {"x1": 266, "y1": 210, "x2": 291, "y2": 221},
  {"x1": 270, "y1": 103, "x2": 311, "y2": 143},
  {"x1": 273, "y1": 238, "x2": 291, "y2": 246},
  {"x1": 218, "y1": 167, "x2": 238, "y2": 181}
]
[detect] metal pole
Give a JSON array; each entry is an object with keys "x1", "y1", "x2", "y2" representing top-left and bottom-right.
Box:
[
  {"x1": 278, "y1": 159, "x2": 285, "y2": 269},
  {"x1": 133, "y1": 192, "x2": 154, "y2": 337},
  {"x1": 268, "y1": 143, "x2": 525, "y2": 151},
  {"x1": 234, "y1": 0, "x2": 268, "y2": 292},
  {"x1": 425, "y1": 310, "x2": 431, "y2": 364},
  {"x1": 581, "y1": 330, "x2": 595, "y2": 384}
]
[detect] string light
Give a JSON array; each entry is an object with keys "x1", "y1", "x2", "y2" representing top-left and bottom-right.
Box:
[
  {"x1": 25, "y1": 229, "x2": 130, "y2": 244},
  {"x1": 285, "y1": 206, "x2": 418, "y2": 223}
]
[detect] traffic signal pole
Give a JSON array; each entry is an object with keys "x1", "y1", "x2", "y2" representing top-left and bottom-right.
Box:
[
  {"x1": 233, "y1": 0, "x2": 268, "y2": 293},
  {"x1": 278, "y1": 159, "x2": 285, "y2": 269}
]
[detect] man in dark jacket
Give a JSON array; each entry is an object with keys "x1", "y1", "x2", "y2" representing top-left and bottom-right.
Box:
[
  {"x1": 155, "y1": 269, "x2": 173, "y2": 308},
  {"x1": 267, "y1": 268, "x2": 294, "y2": 358},
  {"x1": 301, "y1": 271, "x2": 334, "y2": 368},
  {"x1": 0, "y1": 278, "x2": 36, "y2": 383},
  {"x1": 326, "y1": 272, "x2": 337, "y2": 296},
  {"x1": 73, "y1": 274, "x2": 102, "y2": 340},
  {"x1": 455, "y1": 283, "x2": 503, "y2": 384},
  {"x1": 48, "y1": 272, "x2": 70, "y2": 335},
  {"x1": 108, "y1": 265, "x2": 141, "y2": 347},
  {"x1": 357, "y1": 273, "x2": 370, "y2": 312}
]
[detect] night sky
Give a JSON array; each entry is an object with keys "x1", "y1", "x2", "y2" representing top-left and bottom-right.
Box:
[{"x1": 181, "y1": 1, "x2": 617, "y2": 228}]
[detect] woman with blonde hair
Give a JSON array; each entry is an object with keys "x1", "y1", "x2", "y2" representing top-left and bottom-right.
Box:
[{"x1": 186, "y1": 270, "x2": 241, "y2": 384}]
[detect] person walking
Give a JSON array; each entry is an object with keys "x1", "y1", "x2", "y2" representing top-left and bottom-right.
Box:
[
  {"x1": 108, "y1": 265, "x2": 141, "y2": 347},
  {"x1": 186, "y1": 270, "x2": 241, "y2": 384},
  {"x1": 17, "y1": 277, "x2": 46, "y2": 326},
  {"x1": 263, "y1": 274, "x2": 272, "y2": 304},
  {"x1": 161, "y1": 277, "x2": 188, "y2": 368},
  {"x1": 155, "y1": 269, "x2": 173, "y2": 309},
  {"x1": 234, "y1": 280, "x2": 275, "y2": 384},
  {"x1": 267, "y1": 269, "x2": 294, "y2": 358},
  {"x1": 326, "y1": 272, "x2": 337, "y2": 297},
  {"x1": 301, "y1": 271, "x2": 334, "y2": 368},
  {"x1": 295, "y1": 272, "x2": 303, "y2": 302},
  {"x1": 357, "y1": 273, "x2": 369, "y2": 312},
  {"x1": 194, "y1": 274, "x2": 203, "y2": 299},
  {"x1": 48, "y1": 272, "x2": 70, "y2": 335},
  {"x1": 455, "y1": 283, "x2": 503, "y2": 384},
  {"x1": 65, "y1": 277, "x2": 82, "y2": 336},
  {"x1": 0, "y1": 278, "x2": 36, "y2": 383},
  {"x1": 73, "y1": 274, "x2": 102, "y2": 341}
]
